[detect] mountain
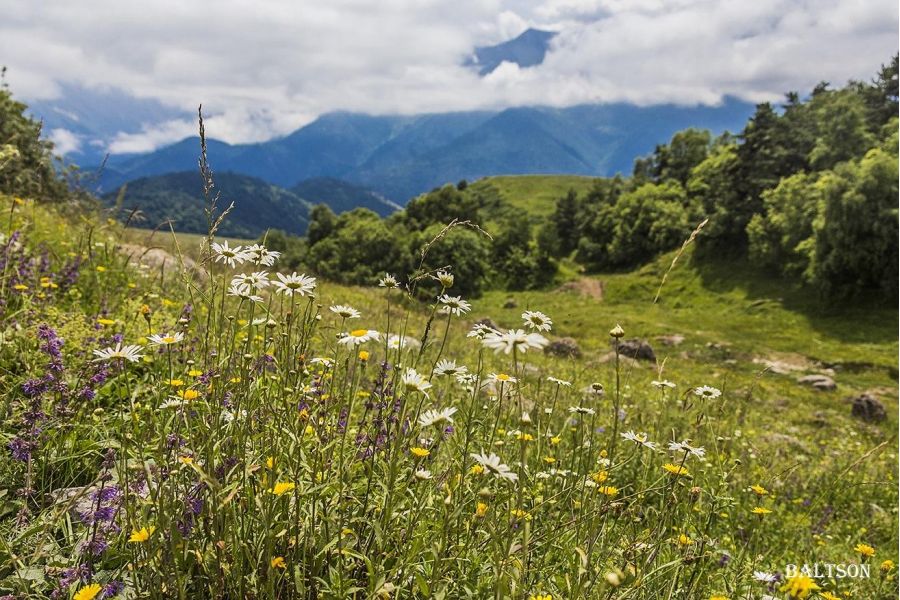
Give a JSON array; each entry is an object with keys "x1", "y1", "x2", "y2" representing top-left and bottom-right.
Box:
[
  {"x1": 290, "y1": 177, "x2": 400, "y2": 216},
  {"x1": 90, "y1": 99, "x2": 754, "y2": 203},
  {"x1": 102, "y1": 171, "x2": 311, "y2": 238},
  {"x1": 464, "y1": 29, "x2": 558, "y2": 75}
]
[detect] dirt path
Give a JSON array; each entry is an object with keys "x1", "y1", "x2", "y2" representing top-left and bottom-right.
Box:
[{"x1": 557, "y1": 277, "x2": 604, "y2": 300}]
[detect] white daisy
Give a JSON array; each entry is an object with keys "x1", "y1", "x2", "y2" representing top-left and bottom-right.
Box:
[
  {"x1": 467, "y1": 323, "x2": 499, "y2": 339},
  {"x1": 227, "y1": 282, "x2": 263, "y2": 303},
  {"x1": 330, "y1": 305, "x2": 361, "y2": 319},
  {"x1": 231, "y1": 271, "x2": 270, "y2": 290},
  {"x1": 694, "y1": 385, "x2": 722, "y2": 399},
  {"x1": 402, "y1": 368, "x2": 432, "y2": 396},
  {"x1": 92, "y1": 343, "x2": 144, "y2": 363},
  {"x1": 273, "y1": 272, "x2": 316, "y2": 297},
  {"x1": 568, "y1": 406, "x2": 596, "y2": 416},
  {"x1": 753, "y1": 571, "x2": 777, "y2": 583},
  {"x1": 651, "y1": 379, "x2": 676, "y2": 389},
  {"x1": 378, "y1": 273, "x2": 400, "y2": 289},
  {"x1": 438, "y1": 295, "x2": 471, "y2": 316},
  {"x1": 482, "y1": 329, "x2": 549, "y2": 355},
  {"x1": 434, "y1": 359, "x2": 467, "y2": 377},
  {"x1": 211, "y1": 240, "x2": 250, "y2": 267},
  {"x1": 339, "y1": 329, "x2": 379, "y2": 346},
  {"x1": 433, "y1": 270, "x2": 454, "y2": 288},
  {"x1": 668, "y1": 440, "x2": 706, "y2": 459},
  {"x1": 418, "y1": 407, "x2": 458, "y2": 427},
  {"x1": 585, "y1": 382, "x2": 605, "y2": 395},
  {"x1": 547, "y1": 376, "x2": 572, "y2": 387},
  {"x1": 245, "y1": 244, "x2": 281, "y2": 267},
  {"x1": 147, "y1": 331, "x2": 184, "y2": 346},
  {"x1": 470, "y1": 451, "x2": 518, "y2": 483},
  {"x1": 455, "y1": 373, "x2": 478, "y2": 387},
  {"x1": 387, "y1": 334, "x2": 420, "y2": 350},
  {"x1": 309, "y1": 357, "x2": 334, "y2": 368},
  {"x1": 488, "y1": 373, "x2": 518, "y2": 385},
  {"x1": 522, "y1": 310, "x2": 552, "y2": 332},
  {"x1": 414, "y1": 468, "x2": 433, "y2": 480},
  {"x1": 620, "y1": 430, "x2": 658, "y2": 450}
]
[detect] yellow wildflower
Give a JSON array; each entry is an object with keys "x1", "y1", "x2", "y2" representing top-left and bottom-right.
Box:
[
  {"x1": 358, "y1": 350, "x2": 369, "y2": 361},
  {"x1": 591, "y1": 470, "x2": 609, "y2": 484},
  {"x1": 854, "y1": 543, "x2": 875, "y2": 557},
  {"x1": 475, "y1": 502, "x2": 488, "y2": 518},
  {"x1": 676, "y1": 533, "x2": 692, "y2": 546},
  {"x1": 510, "y1": 509, "x2": 531, "y2": 521},
  {"x1": 780, "y1": 574, "x2": 821, "y2": 599},
  {"x1": 167, "y1": 379, "x2": 184, "y2": 387},
  {"x1": 187, "y1": 369, "x2": 203, "y2": 377},
  {"x1": 529, "y1": 594, "x2": 552, "y2": 600},
  {"x1": 881, "y1": 559, "x2": 894, "y2": 572},
  {"x1": 74, "y1": 584, "x2": 103, "y2": 600},
  {"x1": 266, "y1": 456, "x2": 276, "y2": 469},
  {"x1": 750, "y1": 484, "x2": 769, "y2": 495},
  {"x1": 819, "y1": 593, "x2": 841, "y2": 600},
  {"x1": 271, "y1": 482, "x2": 296, "y2": 496},
  {"x1": 13, "y1": 284, "x2": 28, "y2": 291},
  {"x1": 598, "y1": 486, "x2": 619, "y2": 497},
  {"x1": 543, "y1": 456, "x2": 556, "y2": 464},
  {"x1": 128, "y1": 526, "x2": 155, "y2": 543},
  {"x1": 270, "y1": 556, "x2": 286, "y2": 569},
  {"x1": 97, "y1": 318, "x2": 116, "y2": 326},
  {"x1": 95, "y1": 266, "x2": 106, "y2": 272},
  {"x1": 470, "y1": 464, "x2": 485, "y2": 475},
  {"x1": 549, "y1": 436, "x2": 561, "y2": 445},
  {"x1": 179, "y1": 389, "x2": 200, "y2": 401},
  {"x1": 751, "y1": 507, "x2": 772, "y2": 515},
  {"x1": 410, "y1": 447, "x2": 430, "y2": 458},
  {"x1": 663, "y1": 463, "x2": 689, "y2": 476}
]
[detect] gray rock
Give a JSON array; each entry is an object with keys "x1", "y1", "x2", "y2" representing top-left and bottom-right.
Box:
[
  {"x1": 545, "y1": 337, "x2": 581, "y2": 358},
  {"x1": 502, "y1": 298, "x2": 518, "y2": 309},
  {"x1": 850, "y1": 393, "x2": 886, "y2": 422},
  {"x1": 656, "y1": 334, "x2": 685, "y2": 346},
  {"x1": 797, "y1": 374, "x2": 836, "y2": 391},
  {"x1": 613, "y1": 338, "x2": 656, "y2": 362}
]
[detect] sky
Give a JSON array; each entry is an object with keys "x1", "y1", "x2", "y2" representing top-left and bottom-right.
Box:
[{"x1": 2, "y1": 0, "x2": 897, "y2": 154}]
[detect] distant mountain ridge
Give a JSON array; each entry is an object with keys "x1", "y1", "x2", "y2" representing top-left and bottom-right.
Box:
[
  {"x1": 91, "y1": 99, "x2": 754, "y2": 203},
  {"x1": 464, "y1": 28, "x2": 558, "y2": 75}
]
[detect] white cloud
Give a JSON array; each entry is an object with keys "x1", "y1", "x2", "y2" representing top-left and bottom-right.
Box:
[
  {"x1": 2, "y1": 0, "x2": 895, "y2": 153},
  {"x1": 48, "y1": 128, "x2": 81, "y2": 154}
]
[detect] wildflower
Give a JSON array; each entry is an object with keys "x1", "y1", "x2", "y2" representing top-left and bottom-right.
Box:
[
  {"x1": 178, "y1": 389, "x2": 201, "y2": 401},
  {"x1": 211, "y1": 240, "x2": 250, "y2": 267},
  {"x1": 330, "y1": 305, "x2": 361, "y2": 319},
  {"x1": 433, "y1": 270, "x2": 454, "y2": 288},
  {"x1": 402, "y1": 368, "x2": 432, "y2": 396},
  {"x1": 598, "y1": 486, "x2": 619, "y2": 497},
  {"x1": 509, "y1": 508, "x2": 531, "y2": 521},
  {"x1": 529, "y1": 594, "x2": 552, "y2": 600},
  {"x1": 753, "y1": 571, "x2": 776, "y2": 583},
  {"x1": 467, "y1": 322, "x2": 498, "y2": 339},
  {"x1": 709, "y1": 596, "x2": 729, "y2": 600},
  {"x1": 438, "y1": 294, "x2": 471, "y2": 316},
  {"x1": 271, "y1": 482, "x2": 296, "y2": 496},
  {"x1": 96, "y1": 265, "x2": 107, "y2": 272},
  {"x1": 694, "y1": 385, "x2": 722, "y2": 399},
  {"x1": 188, "y1": 369, "x2": 203, "y2": 377},
  {"x1": 410, "y1": 447, "x2": 430, "y2": 458},
  {"x1": 547, "y1": 376, "x2": 571, "y2": 386},
  {"x1": 414, "y1": 468, "x2": 433, "y2": 480},
  {"x1": 668, "y1": 440, "x2": 706, "y2": 458},
  {"x1": 516, "y1": 432, "x2": 534, "y2": 442},
  {"x1": 591, "y1": 470, "x2": 608, "y2": 483},
  {"x1": 489, "y1": 372, "x2": 517, "y2": 385},
  {"x1": 73, "y1": 584, "x2": 103, "y2": 600},
  {"x1": 434, "y1": 359, "x2": 467, "y2": 377},
  {"x1": 378, "y1": 273, "x2": 400, "y2": 288},
  {"x1": 818, "y1": 592, "x2": 840, "y2": 600},
  {"x1": 271, "y1": 556, "x2": 286, "y2": 569},
  {"x1": 273, "y1": 272, "x2": 316, "y2": 297},
  {"x1": 147, "y1": 331, "x2": 184, "y2": 346},
  {"x1": 482, "y1": 328, "x2": 548, "y2": 354},
  {"x1": 522, "y1": 310, "x2": 552, "y2": 331},
  {"x1": 92, "y1": 343, "x2": 143, "y2": 363},
  {"x1": 475, "y1": 502, "x2": 488, "y2": 517},
  {"x1": 128, "y1": 526, "x2": 155, "y2": 543},
  {"x1": 585, "y1": 382, "x2": 605, "y2": 395},
  {"x1": 470, "y1": 464, "x2": 485, "y2": 475},
  {"x1": 167, "y1": 379, "x2": 184, "y2": 387},
  {"x1": 751, "y1": 484, "x2": 769, "y2": 495},
  {"x1": 13, "y1": 283, "x2": 28, "y2": 291},
  {"x1": 549, "y1": 435, "x2": 561, "y2": 445},
  {"x1": 358, "y1": 350, "x2": 370, "y2": 362},
  {"x1": 227, "y1": 282, "x2": 263, "y2": 303},
  {"x1": 662, "y1": 463, "x2": 690, "y2": 477},
  {"x1": 609, "y1": 324, "x2": 625, "y2": 338},
  {"x1": 569, "y1": 406, "x2": 596, "y2": 416},
  {"x1": 97, "y1": 318, "x2": 116, "y2": 326},
  {"x1": 470, "y1": 451, "x2": 518, "y2": 483},
  {"x1": 880, "y1": 560, "x2": 894, "y2": 572},
  {"x1": 677, "y1": 533, "x2": 692, "y2": 546},
  {"x1": 751, "y1": 507, "x2": 772, "y2": 515},
  {"x1": 779, "y1": 573, "x2": 820, "y2": 599},
  {"x1": 339, "y1": 329, "x2": 379, "y2": 346},
  {"x1": 622, "y1": 431, "x2": 658, "y2": 450},
  {"x1": 246, "y1": 243, "x2": 281, "y2": 266},
  {"x1": 854, "y1": 543, "x2": 875, "y2": 557},
  {"x1": 651, "y1": 379, "x2": 676, "y2": 388},
  {"x1": 418, "y1": 407, "x2": 457, "y2": 427}
]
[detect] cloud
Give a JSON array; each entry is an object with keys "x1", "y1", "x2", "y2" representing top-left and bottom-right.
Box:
[
  {"x1": 48, "y1": 128, "x2": 81, "y2": 154},
  {"x1": 2, "y1": 0, "x2": 896, "y2": 153}
]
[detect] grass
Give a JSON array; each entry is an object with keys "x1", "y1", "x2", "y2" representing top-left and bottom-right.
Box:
[
  {"x1": 469, "y1": 175, "x2": 598, "y2": 219},
  {"x1": 1, "y1": 194, "x2": 897, "y2": 600}
]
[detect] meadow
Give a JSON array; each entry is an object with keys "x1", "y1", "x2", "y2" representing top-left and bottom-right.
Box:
[{"x1": 0, "y1": 190, "x2": 896, "y2": 600}]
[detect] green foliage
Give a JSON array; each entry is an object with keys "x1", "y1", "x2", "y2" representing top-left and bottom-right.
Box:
[{"x1": 411, "y1": 224, "x2": 492, "y2": 297}]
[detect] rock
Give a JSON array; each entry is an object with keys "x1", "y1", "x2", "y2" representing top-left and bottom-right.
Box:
[
  {"x1": 656, "y1": 334, "x2": 685, "y2": 346},
  {"x1": 797, "y1": 374, "x2": 836, "y2": 391},
  {"x1": 503, "y1": 298, "x2": 518, "y2": 309},
  {"x1": 613, "y1": 338, "x2": 656, "y2": 362},
  {"x1": 850, "y1": 393, "x2": 886, "y2": 422},
  {"x1": 544, "y1": 337, "x2": 581, "y2": 358}
]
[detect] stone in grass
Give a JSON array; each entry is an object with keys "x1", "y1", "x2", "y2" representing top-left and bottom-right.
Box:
[
  {"x1": 613, "y1": 338, "x2": 656, "y2": 362},
  {"x1": 545, "y1": 337, "x2": 581, "y2": 358},
  {"x1": 797, "y1": 374, "x2": 836, "y2": 391},
  {"x1": 503, "y1": 298, "x2": 518, "y2": 309},
  {"x1": 850, "y1": 393, "x2": 886, "y2": 423}
]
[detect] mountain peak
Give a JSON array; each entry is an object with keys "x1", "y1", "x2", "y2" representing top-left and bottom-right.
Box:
[{"x1": 465, "y1": 28, "x2": 558, "y2": 76}]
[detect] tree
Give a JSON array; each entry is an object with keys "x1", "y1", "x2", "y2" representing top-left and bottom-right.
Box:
[
  {"x1": 551, "y1": 188, "x2": 580, "y2": 255},
  {"x1": 808, "y1": 91, "x2": 875, "y2": 170},
  {"x1": 306, "y1": 204, "x2": 337, "y2": 246}
]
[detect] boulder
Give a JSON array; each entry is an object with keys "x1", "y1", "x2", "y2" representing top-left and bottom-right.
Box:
[
  {"x1": 613, "y1": 338, "x2": 656, "y2": 362},
  {"x1": 797, "y1": 374, "x2": 836, "y2": 391},
  {"x1": 502, "y1": 298, "x2": 518, "y2": 309},
  {"x1": 545, "y1": 337, "x2": 581, "y2": 358},
  {"x1": 850, "y1": 393, "x2": 886, "y2": 422},
  {"x1": 656, "y1": 334, "x2": 685, "y2": 346}
]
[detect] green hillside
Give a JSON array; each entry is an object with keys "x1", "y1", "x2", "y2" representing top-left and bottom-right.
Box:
[{"x1": 468, "y1": 174, "x2": 598, "y2": 218}]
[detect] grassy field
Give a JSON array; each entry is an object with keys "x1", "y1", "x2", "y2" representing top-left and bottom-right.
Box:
[
  {"x1": 469, "y1": 175, "x2": 598, "y2": 219},
  {"x1": 1, "y1": 195, "x2": 896, "y2": 599}
]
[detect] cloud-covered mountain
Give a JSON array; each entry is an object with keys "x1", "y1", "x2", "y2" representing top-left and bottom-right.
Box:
[{"x1": 90, "y1": 99, "x2": 754, "y2": 203}]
